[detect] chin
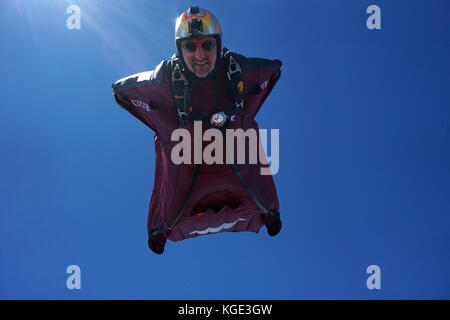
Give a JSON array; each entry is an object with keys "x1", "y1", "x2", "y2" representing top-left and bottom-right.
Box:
[
  {"x1": 191, "y1": 66, "x2": 214, "y2": 78},
  {"x1": 194, "y1": 72, "x2": 209, "y2": 78},
  {"x1": 194, "y1": 70, "x2": 211, "y2": 78}
]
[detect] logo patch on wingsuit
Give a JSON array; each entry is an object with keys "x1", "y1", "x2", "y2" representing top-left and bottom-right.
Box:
[
  {"x1": 260, "y1": 80, "x2": 268, "y2": 90},
  {"x1": 237, "y1": 80, "x2": 244, "y2": 93},
  {"x1": 131, "y1": 99, "x2": 151, "y2": 112}
]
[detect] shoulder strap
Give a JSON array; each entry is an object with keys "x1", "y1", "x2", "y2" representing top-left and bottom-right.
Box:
[
  {"x1": 169, "y1": 56, "x2": 191, "y2": 127},
  {"x1": 222, "y1": 48, "x2": 244, "y2": 114}
]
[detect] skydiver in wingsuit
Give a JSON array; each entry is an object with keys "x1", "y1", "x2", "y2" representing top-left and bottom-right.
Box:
[{"x1": 112, "y1": 6, "x2": 282, "y2": 254}]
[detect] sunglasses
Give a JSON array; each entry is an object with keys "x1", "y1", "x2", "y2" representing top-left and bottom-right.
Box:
[{"x1": 182, "y1": 40, "x2": 216, "y2": 53}]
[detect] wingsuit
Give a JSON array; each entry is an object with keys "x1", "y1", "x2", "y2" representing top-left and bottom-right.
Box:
[{"x1": 111, "y1": 7, "x2": 282, "y2": 254}]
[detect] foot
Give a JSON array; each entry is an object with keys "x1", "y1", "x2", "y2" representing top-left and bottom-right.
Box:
[
  {"x1": 148, "y1": 232, "x2": 167, "y2": 254},
  {"x1": 264, "y1": 213, "x2": 282, "y2": 237}
]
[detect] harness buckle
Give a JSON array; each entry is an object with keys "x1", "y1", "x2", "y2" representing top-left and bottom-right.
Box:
[
  {"x1": 235, "y1": 100, "x2": 244, "y2": 113},
  {"x1": 172, "y1": 63, "x2": 184, "y2": 82}
]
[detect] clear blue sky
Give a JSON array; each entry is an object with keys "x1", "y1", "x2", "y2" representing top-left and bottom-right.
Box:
[{"x1": 0, "y1": 0, "x2": 449, "y2": 299}]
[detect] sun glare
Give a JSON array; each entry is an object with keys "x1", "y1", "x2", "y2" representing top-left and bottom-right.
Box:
[{"x1": 7, "y1": 0, "x2": 180, "y2": 74}]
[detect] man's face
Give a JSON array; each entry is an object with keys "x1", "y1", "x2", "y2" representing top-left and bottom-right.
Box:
[{"x1": 181, "y1": 37, "x2": 217, "y2": 78}]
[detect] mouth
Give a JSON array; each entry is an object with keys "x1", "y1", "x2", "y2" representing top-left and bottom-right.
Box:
[
  {"x1": 190, "y1": 191, "x2": 241, "y2": 216},
  {"x1": 194, "y1": 60, "x2": 208, "y2": 67}
]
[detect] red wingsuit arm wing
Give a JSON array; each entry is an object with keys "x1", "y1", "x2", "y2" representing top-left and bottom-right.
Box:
[
  {"x1": 111, "y1": 61, "x2": 172, "y2": 133},
  {"x1": 235, "y1": 54, "x2": 282, "y2": 119}
]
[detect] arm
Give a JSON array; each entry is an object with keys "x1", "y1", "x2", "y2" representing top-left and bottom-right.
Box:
[
  {"x1": 111, "y1": 61, "x2": 171, "y2": 132},
  {"x1": 235, "y1": 54, "x2": 282, "y2": 119}
]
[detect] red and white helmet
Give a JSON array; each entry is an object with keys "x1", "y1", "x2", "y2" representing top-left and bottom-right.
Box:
[{"x1": 175, "y1": 7, "x2": 222, "y2": 60}]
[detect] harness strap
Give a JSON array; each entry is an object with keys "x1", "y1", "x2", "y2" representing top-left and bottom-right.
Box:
[
  {"x1": 222, "y1": 48, "x2": 244, "y2": 114},
  {"x1": 222, "y1": 132, "x2": 279, "y2": 217},
  {"x1": 149, "y1": 164, "x2": 201, "y2": 238},
  {"x1": 170, "y1": 58, "x2": 191, "y2": 127},
  {"x1": 168, "y1": 164, "x2": 202, "y2": 229},
  {"x1": 230, "y1": 162, "x2": 279, "y2": 217}
]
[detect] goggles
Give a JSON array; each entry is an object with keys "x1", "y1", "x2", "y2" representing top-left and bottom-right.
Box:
[{"x1": 182, "y1": 40, "x2": 216, "y2": 53}]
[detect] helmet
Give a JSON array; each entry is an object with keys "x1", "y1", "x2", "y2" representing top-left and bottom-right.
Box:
[{"x1": 175, "y1": 6, "x2": 222, "y2": 64}]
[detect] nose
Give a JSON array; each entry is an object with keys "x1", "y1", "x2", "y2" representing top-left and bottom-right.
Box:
[{"x1": 194, "y1": 46, "x2": 206, "y2": 59}]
